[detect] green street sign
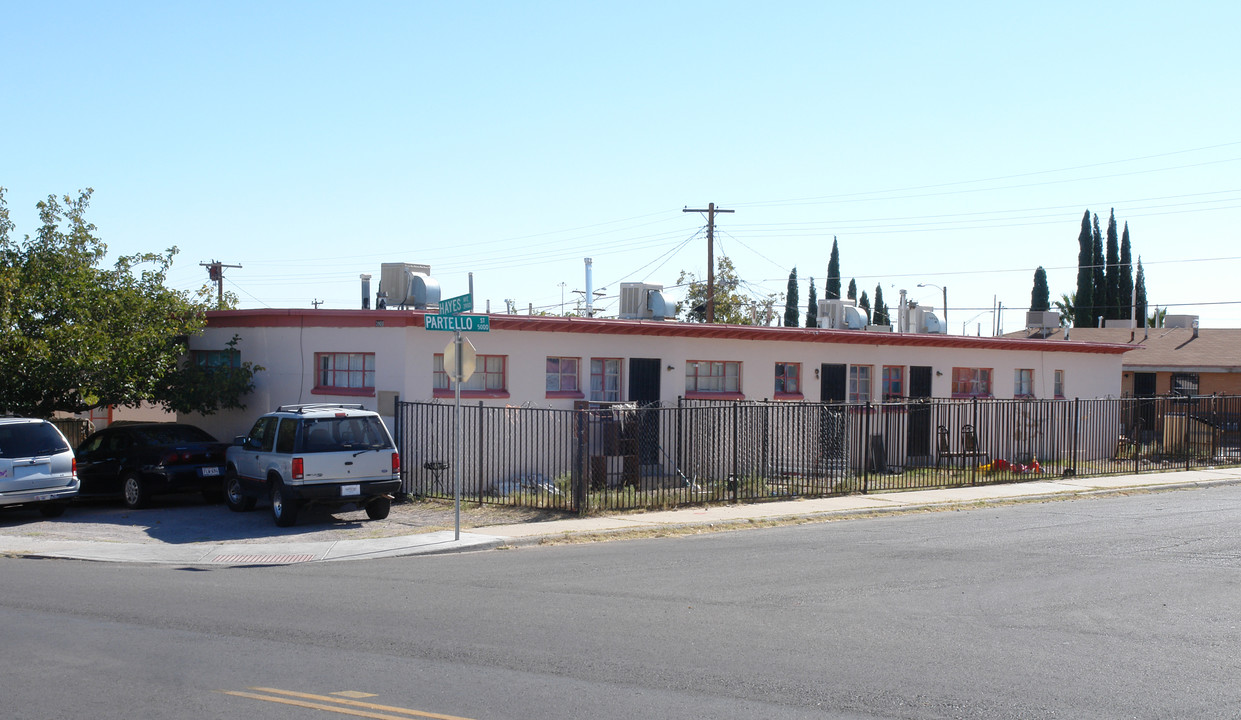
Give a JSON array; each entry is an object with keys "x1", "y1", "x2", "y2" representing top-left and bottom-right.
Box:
[
  {"x1": 438, "y1": 293, "x2": 473, "y2": 315},
  {"x1": 425, "y1": 314, "x2": 490, "y2": 332}
]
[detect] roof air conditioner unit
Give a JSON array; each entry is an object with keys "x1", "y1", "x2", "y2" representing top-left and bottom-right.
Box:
[
  {"x1": 619, "y1": 282, "x2": 670, "y2": 319},
  {"x1": 817, "y1": 299, "x2": 864, "y2": 330},
  {"x1": 379, "y1": 263, "x2": 432, "y2": 308},
  {"x1": 1025, "y1": 310, "x2": 1059, "y2": 330}
]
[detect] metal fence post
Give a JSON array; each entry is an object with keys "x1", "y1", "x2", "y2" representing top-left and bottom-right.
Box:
[
  {"x1": 863, "y1": 402, "x2": 872, "y2": 494},
  {"x1": 731, "y1": 401, "x2": 740, "y2": 502}
]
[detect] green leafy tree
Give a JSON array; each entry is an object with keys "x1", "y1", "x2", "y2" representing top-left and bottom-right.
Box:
[
  {"x1": 873, "y1": 285, "x2": 889, "y2": 326},
  {"x1": 1090, "y1": 213, "x2": 1105, "y2": 327},
  {"x1": 1074, "y1": 210, "x2": 1093, "y2": 328},
  {"x1": 1030, "y1": 266, "x2": 1050, "y2": 312},
  {"x1": 1119, "y1": 222, "x2": 1134, "y2": 322},
  {"x1": 677, "y1": 256, "x2": 762, "y2": 325},
  {"x1": 783, "y1": 267, "x2": 799, "y2": 327},
  {"x1": 826, "y1": 237, "x2": 841, "y2": 300},
  {"x1": 805, "y1": 277, "x2": 818, "y2": 327},
  {"x1": 1105, "y1": 209, "x2": 1120, "y2": 319},
  {"x1": 0, "y1": 188, "x2": 260, "y2": 417}
]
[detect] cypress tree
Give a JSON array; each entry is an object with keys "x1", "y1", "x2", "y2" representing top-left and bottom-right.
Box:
[
  {"x1": 1135, "y1": 258, "x2": 1148, "y2": 325},
  {"x1": 805, "y1": 277, "x2": 818, "y2": 327},
  {"x1": 1105, "y1": 209, "x2": 1120, "y2": 319},
  {"x1": 1091, "y1": 213, "x2": 1105, "y2": 327},
  {"x1": 1074, "y1": 210, "x2": 1093, "y2": 328},
  {"x1": 826, "y1": 237, "x2": 841, "y2": 300},
  {"x1": 847, "y1": 278, "x2": 857, "y2": 301},
  {"x1": 858, "y1": 290, "x2": 871, "y2": 324},
  {"x1": 1119, "y1": 222, "x2": 1134, "y2": 323},
  {"x1": 1030, "y1": 266, "x2": 1050, "y2": 312},
  {"x1": 783, "y1": 268, "x2": 799, "y2": 327},
  {"x1": 873, "y1": 285, "x2": 888, "y2": 326}
]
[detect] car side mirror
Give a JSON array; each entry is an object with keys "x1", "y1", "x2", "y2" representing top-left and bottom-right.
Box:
[{"x1": 233, "y1": 436, "x2": 248, "y2": 446}]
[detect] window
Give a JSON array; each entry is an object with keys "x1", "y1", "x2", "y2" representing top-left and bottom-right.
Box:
[
  {"x1": 591, "y1": 358, "x2": 622, "y2": 402},
  {"x1": 314, "y1": 352, "x2": 375, "y2": 395},
  {"x1": 849, "y1": 365, "x2": 872, "y2": 403},
  {"x1": 775, "y1": 362, "x2": 801, "y2": 396},
  {"x1": 686, "y1": 361, "x2": 741, "y2": 395},
  {"x1": 192, "y1": 349, "x2": 240, "y2": 369},
  {"x1": 882, "y1": 366, "x2": 904, "y2": 400},
  {"x1": 433, "y1": 354, "x2": 508, "y2": 396},
  {"x1": 951, "y1": 367, "x2": 993, "y2": 398},
  {"x1": 545, "y1": 357, "x2": 582, "y2": 397},
  {"x1": 1014, "y1": 369, "x2": 1034, "y2": 398},
  {"x1": 1170, "y1": 373, "x2": 1199, "y2": 396},
  {"x1": 1054, "y1": 369, "x2": 1065, "y2": 399}
]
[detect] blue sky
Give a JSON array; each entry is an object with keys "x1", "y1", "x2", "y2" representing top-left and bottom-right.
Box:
[{"x1": 4, "y1": 1, "x2": 1239, "y2": 329}]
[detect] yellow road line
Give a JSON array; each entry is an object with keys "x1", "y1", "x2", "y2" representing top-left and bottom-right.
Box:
[{"x1": 221, "y1": 687, "x2": 477, "y2": 720}]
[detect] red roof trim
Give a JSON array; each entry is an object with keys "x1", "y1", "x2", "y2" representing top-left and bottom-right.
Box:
[{"x1": 205, "y1": 309, "x2": 1132, "y2": 354}]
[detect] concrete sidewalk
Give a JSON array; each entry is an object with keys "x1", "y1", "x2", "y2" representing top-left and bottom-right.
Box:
[{"x1": 2, "y1": 468, "x2": 1238, "y2": 566}]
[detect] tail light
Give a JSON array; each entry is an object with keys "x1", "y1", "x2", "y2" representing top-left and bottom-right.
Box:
[
  {"x1": 391, "y1": 451, "x2": 400, "y2": 473},
  {"x1": 72, "y1": 457, "x2": 77, "y2": 477},
  {"x1": 292, "y1": 457, "x2": 304, "y2": 480}
]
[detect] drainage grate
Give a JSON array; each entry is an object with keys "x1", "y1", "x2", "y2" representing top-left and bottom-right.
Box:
[{"x1": 212, "y1": 553, "x2": 317, "y2": 564}]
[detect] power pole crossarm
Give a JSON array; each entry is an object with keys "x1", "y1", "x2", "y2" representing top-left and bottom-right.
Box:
[
  {"x1": 200, "y1": 260, "x2": 243, "y2": 308},
  {"x1": 683, "y1": 203, "x2": 734, "y2": 323}
]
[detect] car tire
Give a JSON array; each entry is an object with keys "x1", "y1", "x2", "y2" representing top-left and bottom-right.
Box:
[
  {"x1": 38, "y1": 503, "x2": 66, "y2": 518},
  {"x1": 122, "y1": 473, "x2": 149, "y2": 509},
  {"x1": 270, "y1": 479, "x2": 300, "y2": 527},
  {"x1": 224, "y1": 470, "x2": 256, "y2": 512},
  {"x1": 365, "y1": 495, "x2": 391, "y2": 520}
]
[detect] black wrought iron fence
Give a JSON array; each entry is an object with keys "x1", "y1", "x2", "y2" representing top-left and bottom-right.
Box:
[{"x1": 392, "y1": 395, "x2": 1241, "y2": 515}]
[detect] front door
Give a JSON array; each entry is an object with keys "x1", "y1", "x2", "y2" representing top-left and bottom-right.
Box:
[
  {"x1": 628, "y1": 358, "x2": 662, "y2": 464},
  {"x1": 820, "y1": 363, "x2": 846, "y2": 403},
  {"x1": 1134, "y1": 372, "x2": 1158, "y2": 442},
  {"x1": 907, "y1": 366, "x2": 933, "y2": 457}
]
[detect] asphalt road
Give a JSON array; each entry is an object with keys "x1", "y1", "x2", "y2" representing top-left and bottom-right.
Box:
[{"x1": 4, "y1": 485, "x2": 1240, "y2": 719}]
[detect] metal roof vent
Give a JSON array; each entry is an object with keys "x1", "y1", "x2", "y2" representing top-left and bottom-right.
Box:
[{"x1": 817, "y1": 299, "x2": 865, "y2": 330}]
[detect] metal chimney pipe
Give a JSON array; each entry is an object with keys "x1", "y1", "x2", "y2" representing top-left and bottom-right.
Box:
[
  {"x1": 898, "y1": 289, "x2": 907, "y2": 333},
  {"x1": 360, "y1": 274, "x2": 371, "y2": 310},
  {"x1": 585, "y1": 258, "x2": 594, "y2": 317}
]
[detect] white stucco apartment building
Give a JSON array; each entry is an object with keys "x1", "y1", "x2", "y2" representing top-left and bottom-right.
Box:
[{"x1": 184, "y1": 308, "x2": 1130, "y2": 444}]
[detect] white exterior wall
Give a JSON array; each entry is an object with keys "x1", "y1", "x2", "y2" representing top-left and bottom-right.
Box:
[{"x1": 187, "y1": 314, "x2": 1123, "y2": 443}]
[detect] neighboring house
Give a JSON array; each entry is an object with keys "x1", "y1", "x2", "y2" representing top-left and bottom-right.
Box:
[
  {"x1": 182, "y1": 307, "x2": 1130, "y2": 443},
  {"x1": 1005, "y1": 315, "x2": 1241, "y2": 398}
]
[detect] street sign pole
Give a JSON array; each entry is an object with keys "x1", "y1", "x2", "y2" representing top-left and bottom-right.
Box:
[{"x1": 453, "y1": 329, "x2": 462, "y2": 541}]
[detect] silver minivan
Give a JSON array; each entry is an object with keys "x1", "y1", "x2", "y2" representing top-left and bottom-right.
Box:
[{"x1": 0, "y1": 418, "x2": 80, "y2": 517}]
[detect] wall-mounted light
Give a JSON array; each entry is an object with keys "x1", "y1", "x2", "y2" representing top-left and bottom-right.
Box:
[
  {"x1": 666, "y1": 365, "x2": 675, "y2": 371},
  {"x1": 814, "y1": 368, "x2": 820, "y2": 379},
  {"x1": 936, "y1": 370, "x2": 943, "y2": 377}
]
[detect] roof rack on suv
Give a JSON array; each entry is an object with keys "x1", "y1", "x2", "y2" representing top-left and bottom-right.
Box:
[{"x1": 274, "y1": 403, "x2": 366, "y2": 413}]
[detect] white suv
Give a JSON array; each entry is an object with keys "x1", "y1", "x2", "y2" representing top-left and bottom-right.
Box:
[{"x1": 223, "y1": 404, "x2": 401, "y2": 527}]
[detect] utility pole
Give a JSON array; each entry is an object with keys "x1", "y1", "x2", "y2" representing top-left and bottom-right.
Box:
[
  {"x1": 200, "y1": 260, "x2": 242, "y2": 308},
  {"x1": 683, "y1": 203, "x2": 734, "y2": 323},
  {"x1": 311, "y1": 299, "x2": 324, "y2": 309}
]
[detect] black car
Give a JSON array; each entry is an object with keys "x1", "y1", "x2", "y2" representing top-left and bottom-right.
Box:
[{"x1": 75, "y1": 423, "x2": 228, "y2": 508}]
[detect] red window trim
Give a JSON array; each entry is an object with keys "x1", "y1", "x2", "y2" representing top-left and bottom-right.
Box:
[
  {"x1": 545, "y1": 390, "x2": 585, "y2": 399},
  {"x1": 772, "y1": 392, "x2": 804, "y2": 401},
  {"x1": 685, "y1": 391, "x2": 745, "y2": 401},
  {"x1": 311, "y1": 386, "x2": 375, "y2": 397},
  {"x1": 433, "y1": 389, "x2": 511, "y2": 399}
]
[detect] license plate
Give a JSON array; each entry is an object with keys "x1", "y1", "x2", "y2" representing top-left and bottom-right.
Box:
[
  {"x1": 199, "y1": 466, "x2": 221, "y2": 477},
  {"x1": 340, "y1": 484, "x2": 361, "y2": 497}
]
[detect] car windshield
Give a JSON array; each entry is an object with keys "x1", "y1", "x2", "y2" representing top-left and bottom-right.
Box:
[
  {"x1": 133, "y1": 425, "x2": 217, "y2": 446},
  {"x1": 0, "y1": 423, "x2": 71, "y2": 459},
  {"x1": 300, "y1": 417, "x2": 392, "y2": 453}
]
